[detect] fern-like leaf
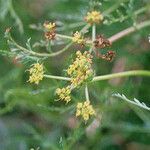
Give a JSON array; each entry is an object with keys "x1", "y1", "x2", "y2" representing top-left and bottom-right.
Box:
[{"x1": 112, "y1": 93, "x2": 150, "y2": 111}]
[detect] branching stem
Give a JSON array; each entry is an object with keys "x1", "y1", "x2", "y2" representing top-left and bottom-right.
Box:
[
  {"x1": 93, "y1": 70, "x2": 150, "y2": 82},
  {"x1": 44, "y1": 70, "x2": 150, "y2": 82}
]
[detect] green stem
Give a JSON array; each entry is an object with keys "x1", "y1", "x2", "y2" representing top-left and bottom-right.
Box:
[
  {"x1": 85, "y1": 85, "x2": 90, "y2": 101},
  {"x1": 92, "y1": 24, "x2": 96, "y2": 41},
  {"x1": 89, "y1": 24, "x2": 96, "y2": 53},
  {"x1": 7, "y1": 24, "x2": 91, "y2": 58},
  {"x1": 93, "y1": 70, "x2": 150, "y2": 82},
  {"x1": 10, "y1": 34, "x2": 73, "y2": 57},
  {"x1": 47, "y1": 40, "x2": 52, "y2": 53},
  {"x1": 44, "y1": 74, "x2": 71, "y2": 81},
  {"x1": 56, "y1": 34, "x2": 73, "y2": 40}
]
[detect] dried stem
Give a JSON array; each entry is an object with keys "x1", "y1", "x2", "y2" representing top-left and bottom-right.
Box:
[{"x1": 108, "y1": 20, "x2": 150, "y2": 43}]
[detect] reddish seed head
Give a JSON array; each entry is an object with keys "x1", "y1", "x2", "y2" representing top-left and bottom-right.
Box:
[
  {"x1": 44, "y1": 31, "x2": 56, "y2": 40},
  {"x1": 103, "y1": 50, "x2": 116, "y2": 61},
  {"x1": 94, "y1": 35, "x2": 111, "y2": 49}
]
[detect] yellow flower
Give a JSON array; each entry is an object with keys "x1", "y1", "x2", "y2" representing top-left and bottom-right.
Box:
[
  {"x1": 85, "y1": 11, "x2": 103, "y2": 24},
  {"x1": 43, "y1": 22, "x2": 56, "y2": 31},
  {"x1": 67, "y1": 51, "x2": 94, "y2": 87},
  {"x1": 56, "y1": 86, "x2": 71, "y2": 103},
  {"x1": 76, "y1": 100, "x2": 95, "y2": 121},
  {"x1": 28, "y1": 63, "x2": 44, "y2": 84},
  {"x1": 72, "y1": 31, "x2": 84, "y2": 44}
]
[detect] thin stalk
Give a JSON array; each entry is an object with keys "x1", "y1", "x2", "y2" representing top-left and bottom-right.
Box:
[
  {"x1": 85, "y1": 85, "x2": 90, "y2": 101},
  {"x1": 57, "y1": 22, "x2": 86, "y2": 32},
  {"x1": 93, "y1": 70, "x2": 150, "y2": 82},
  {"x1": 56, "y1": 34, "x2": 73, "y2": 40},
  {"x1": 10, "y1": 34, "x2": 73, "y2": 57},
  {"x1": 47, "y1": 40, "x2": 52, "y2": 53},
  {"x1": 80, "y1": 24, "x2": 91, "y2": 34},
  {"x1": 44, "y1": 74, "x2": 71, "y2": 81},
  {"x1": 89, "y1": 24, "x2": 96, "y2": 53},
  {"x1": 92, "y1": 24, "x2": 96, "y2": 41}
]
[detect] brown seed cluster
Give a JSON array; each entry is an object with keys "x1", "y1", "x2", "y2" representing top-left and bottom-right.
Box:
[
  {"x1": 43, "y1": 21, "x2": 56, "y2": 40},
  {"x1": 101, "y1": 50, "x2": 116, "y2": 61},
  {"x1": 93, "y1": 35, "x2": 116, "y2": 61},
  {"x1": 94, "y1": 35, "x2": 111, "y2": 49}
]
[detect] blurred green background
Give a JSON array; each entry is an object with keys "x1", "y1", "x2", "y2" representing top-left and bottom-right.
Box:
[{"x1": 0, "y1": 0, "x2": 150, "y2": 150}]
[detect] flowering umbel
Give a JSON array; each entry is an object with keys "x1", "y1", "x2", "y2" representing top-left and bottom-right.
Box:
[
  {"x1": 28, "y1": 63, "x2": 44, "y2": 84},
  {"x1": 72, "y1": 31, "x2": 84, "y2": 44},
  {"x1": 56, "y1": 86, "x2": 71, "y2": 103},
  {"x1": 85, "y1": 11, "x2": 103, "y2": 24},
  {"x1": 76, "y1": 100, "x2": 95, "y2": 121},
  {"x1": 43, "y1": 22, "x2": 56, "y2": 31},
  {"x1": 67, "y1": 51, "x2": 94, "y2": 87}
]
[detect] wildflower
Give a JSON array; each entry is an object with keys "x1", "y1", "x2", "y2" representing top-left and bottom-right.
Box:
[
  {"x1": 85, "y1": 11, "x2": 103, "y2": 24},
  {"x1": 56, "y1": 86, "x2": 71, "y2": 103},
  {"x1": 72, "y1": 31, "x2": 84, "y2": 44},
  {"x1": 67, "y1": 51, "x2": 94, "y2": 87},
  {"x1": 28, "y1": 63, "x2": 44, "y2": 84},
  {"x1": 76, "y1": 100, "x2": 95, "y2": 121},
  {"x1": 43, "y1": 22, "x2": 56, "y2": 31}
]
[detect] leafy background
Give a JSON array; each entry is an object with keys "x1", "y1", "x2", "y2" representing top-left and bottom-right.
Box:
[{"x1": 0, "y1": 0, "x2": 150, "y2": 149}]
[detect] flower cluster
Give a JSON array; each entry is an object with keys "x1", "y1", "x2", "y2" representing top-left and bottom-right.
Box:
[
  {"x1": 72, "y1": 31, "x2": 84, "y2": 44},
  {"x1": 85, "y1": 11, "x2": 103, "y2": 24},
  {"x1": 76, "y1": 100, "x2": 95, "y2": 121},
  {"x1": 28, "y1": 63, "x2": 44, "y2": 84},
  {"x1": 43, "y1": 22, "x2": 56, "y2": 31},
  {"x1": 67, "y1": 51, "x2": 94, "y2": 87},
  {"x1": 56, "y1": 86, "x2": 71, "y2": 103},
  {"x1": 43, "y1": 21, "x2": 56, "y2": 40}
]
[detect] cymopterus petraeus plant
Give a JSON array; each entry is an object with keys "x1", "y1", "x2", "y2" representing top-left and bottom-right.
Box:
[{"x1": 2, "y1": 2, "x2": 150, "y2": 124}]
